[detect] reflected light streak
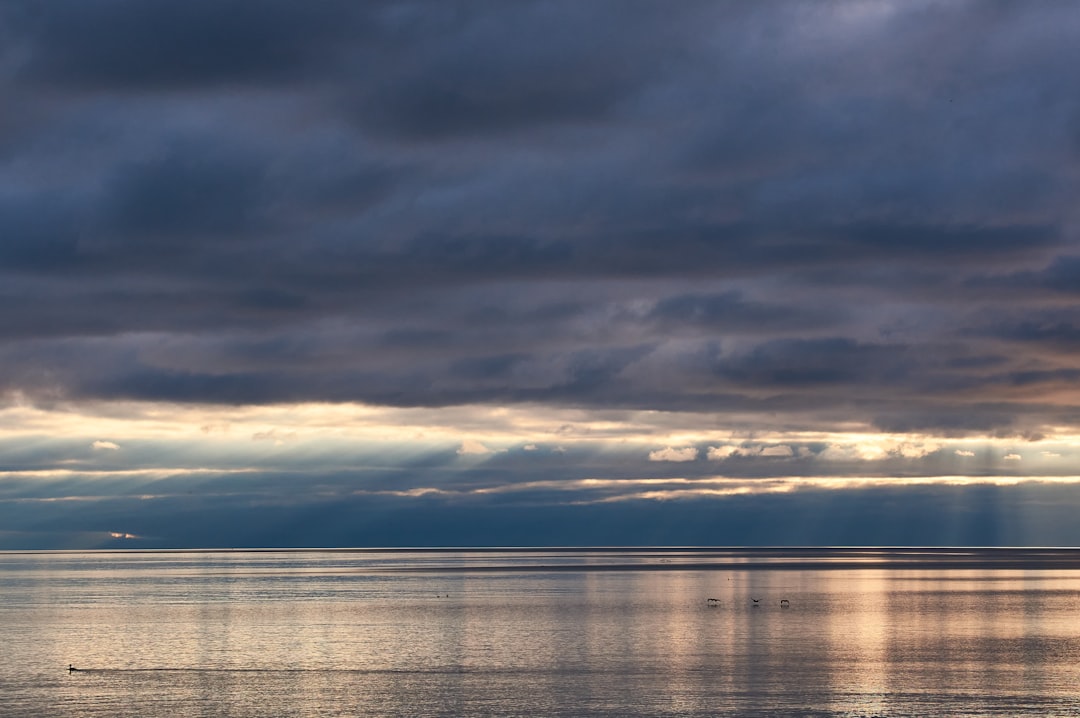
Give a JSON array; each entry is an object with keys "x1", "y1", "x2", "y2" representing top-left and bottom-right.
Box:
[
  {"x1": 355, "y1": 474, "x2": 1080, "y2": 504},
  {"x1": 825, "y1": 570, "x2": 889, "y2": 713},
  {"x1": 4, "y1": 494, "x2": 186, "y2": 504},
  {"x1": 0, "y1": 467, "x2": 260, "y2": 480}
]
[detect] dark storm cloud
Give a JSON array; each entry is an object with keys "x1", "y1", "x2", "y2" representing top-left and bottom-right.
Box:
[
  {"x1": 0, "y1": 192, "x2": 81, "y2": 270},
  {"x1": 648, "y1": 291, "x2": 841, "y2": 334},
  {"x1": 101, "y1": 142, "x2": 270, "y2": 239},
  {"x1": 353, "y1": 10, "x2": 652, "y2": 140},
  {"x1": 991, "y1": 319, "x2": 1080, "y2": 350},
  {"x1": 980, "y1": 255, "x2": 1080, "y2": 297},
  {"x1": 714, "y1": 338, "x2": 907, "y2": 388},
  {"x1": 3, "y1": 1, "x2": 1080, "y2": 436},
  {"x1": 7, "y1": 0, "x2": 366, "y2": 89}
]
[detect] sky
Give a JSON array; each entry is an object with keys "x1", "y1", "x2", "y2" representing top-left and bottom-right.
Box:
[{"x1": 3, "y1": 0, "x2": 1080, "y2": 549}]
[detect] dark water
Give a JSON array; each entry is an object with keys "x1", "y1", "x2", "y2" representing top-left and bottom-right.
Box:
[{"x1": 3, "y1": 548, "x2": 1080, "y2": 717}]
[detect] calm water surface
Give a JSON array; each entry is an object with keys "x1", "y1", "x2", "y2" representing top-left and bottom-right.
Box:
[{"x1": 3, "y1": 548, "x2": 1080, "y2": 717}]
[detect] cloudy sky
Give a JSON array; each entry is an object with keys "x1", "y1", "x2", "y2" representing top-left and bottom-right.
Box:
[{"x1": 3, "y1": 0, "x2": 1080, "y2": 548}]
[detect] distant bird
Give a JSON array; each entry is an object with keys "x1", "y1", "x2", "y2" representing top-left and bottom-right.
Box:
[
  {"x1": 751, "y1": 598, "x2": 760, "y2": 606},
  {"x1": 780, "y1": 599, "x2": 790, "y2": 608}
]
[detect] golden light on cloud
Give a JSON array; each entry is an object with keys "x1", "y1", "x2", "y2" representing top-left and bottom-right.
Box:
[
  {"x1": 2, "y1": 399, "x2": 1080, "y2": 455},
  {"x1": 457, "y1": 439, "x2": 493, "y2": 455},
  {"x1": 648, "y1": 446, "x2": 698, "y2": 462},
  {"x1": 355, "y1": 474, "x2": 1080, "y2": 504},
  {"x1": 708, "y1": 444, "x2": 797, "y2": 459},
  {"x1": 4, "y1": 400, "x2": 1080, "y2": 500}
]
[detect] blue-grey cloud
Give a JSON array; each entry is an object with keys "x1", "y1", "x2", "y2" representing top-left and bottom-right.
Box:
[
  {"x1": 6, "y1": 478, "x2": 1080, "y2": 549},
  {"x1": 8, "y1": 0, "x2": 366, "y2": 89},
  {"x1": 2, "y1": 0, "x2": 1080, "y2": 439}
]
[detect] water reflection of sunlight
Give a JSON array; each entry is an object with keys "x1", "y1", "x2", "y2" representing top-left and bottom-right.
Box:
[
  {"x1": 18, "y1": 552, "x2": 1080, "y2": 714},
  {"x1": 823, "y1": 571, "x2": 890, "y2": 715},
  {"x1": 647, "y1": 572, "x2": 706, "y2": 714}
]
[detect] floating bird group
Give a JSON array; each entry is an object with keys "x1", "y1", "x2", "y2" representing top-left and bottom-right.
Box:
[{"x1": 705, "y1": 598, "x2": 791, "y2": 607}]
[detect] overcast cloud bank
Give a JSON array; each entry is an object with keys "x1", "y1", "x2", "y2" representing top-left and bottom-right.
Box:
[{"x1": 3, "y1": 1, "x2": 1080, "y2": 547}]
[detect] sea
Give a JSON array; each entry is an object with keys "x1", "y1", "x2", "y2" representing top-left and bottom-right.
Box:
[{"x1": 2, "y1": 547, "x2": 1080, "y2": 717}]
